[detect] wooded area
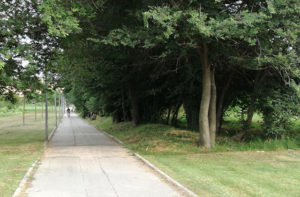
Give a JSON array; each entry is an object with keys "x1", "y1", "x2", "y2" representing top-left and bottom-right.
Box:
[{"x1": 1, "y1": 0, "x2": 300, "y2": 148}]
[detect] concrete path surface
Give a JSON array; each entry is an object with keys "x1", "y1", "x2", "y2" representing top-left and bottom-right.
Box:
[{"x1": 24, "y1": 114, "x2": 182, "y2": 197}]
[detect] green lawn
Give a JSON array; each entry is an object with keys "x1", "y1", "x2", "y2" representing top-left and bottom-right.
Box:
[
  {"x1": 145, "y1": 151, "x2": 300, "y2": 197},
  {"x1": 0, "y1": 103, "x2": 56, "y2": 117},
  {"x1": 89, "y1": 116, "x2": 300, "y2": 197},
  {"x1": 0, "y1": 113, "x2": 55, "y2": 197}
]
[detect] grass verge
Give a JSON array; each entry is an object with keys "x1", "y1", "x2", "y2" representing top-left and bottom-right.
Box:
[
  {"x1": 0, "y1": 113, "x2": 55, "y2": 197},
  {"x1": 88, "y1": 116, "x2": 300, "y2": 197}
]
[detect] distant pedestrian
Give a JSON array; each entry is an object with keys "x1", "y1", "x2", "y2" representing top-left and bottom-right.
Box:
[{"x1": 67, "y1": 108, "x2": 71, "y2": 118}]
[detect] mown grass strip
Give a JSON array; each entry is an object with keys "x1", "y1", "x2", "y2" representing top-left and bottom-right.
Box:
[
  {"x1": 89, "y1": 116, "x2": 300, "y2": 197},
  {"x1": 0, "y1": 113, "x2": 55, "y2": 197}
]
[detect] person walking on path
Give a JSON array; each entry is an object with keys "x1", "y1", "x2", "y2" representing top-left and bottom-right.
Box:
[{"x1": 67, "y1": 107, "x2": 70, "y2": 118}]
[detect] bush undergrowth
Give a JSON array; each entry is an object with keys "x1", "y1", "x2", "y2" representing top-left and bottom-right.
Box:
[{"x1": 89, "y1": 116, "x2": 300, "y2": 154}]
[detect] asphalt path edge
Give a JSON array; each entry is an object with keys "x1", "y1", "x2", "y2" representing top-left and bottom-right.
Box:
[
  {"x1": 11, "y1": 160, "x2": 38, "y2": 197},
  {"x1": 89, "y1": 121, "x2": 199, "y2": 197},
  {"x1": 12, "y1": 122, "x2": 60, "y2": 197},
  {"x1": 133, "y1": 153, "x2": 198, "y2": 197}
]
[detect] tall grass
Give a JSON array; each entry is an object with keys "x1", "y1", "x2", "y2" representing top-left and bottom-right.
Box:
[{"x1": 89, "y1": 116, "x2": 300, "y2": 154}]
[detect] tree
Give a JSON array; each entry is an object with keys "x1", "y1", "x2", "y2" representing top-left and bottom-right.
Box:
[
  {"x1": 0, "y1": 0, "x2": 60, "y2": 102},
  {"x1": 38, "y1": 0, "x2": 300, "y2": 149},
  {"x1": 130, "y1": 0, "x2": 300, "y2": 147}
]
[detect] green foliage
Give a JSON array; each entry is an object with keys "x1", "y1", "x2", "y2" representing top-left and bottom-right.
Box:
[
  {"x1": 0, "y1": 61, "x2": 4, "y2": 69},
  {"x1": 260, "y1": 89, "x2": 300, "y2": 138},
  {"x1": 86, "y1": 97, "x2": 100, "y2": 114},
  {"x1": 39, "y1": 0, "x2": 82, "y2": 37},
  {"x1": 0, "y1": 99, "x2": 18, "y2": 114},
  {"x1": 7, "y1": 0, "x2": 298, "y2": 143},
  {"x1": 0, "y1": 0, "x2": 60, "y2": 103}
]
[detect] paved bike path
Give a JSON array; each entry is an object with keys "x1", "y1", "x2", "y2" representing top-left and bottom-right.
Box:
[{"x1": 24, "y1": 114, "x2": 181, "y2": 197}]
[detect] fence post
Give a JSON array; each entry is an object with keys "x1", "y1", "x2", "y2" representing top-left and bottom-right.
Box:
[
  {"x1": 55, "y1": 91, "x2": 57, "y2": 127},
  {"x1": 58, "y1": 93, "x2": 61, "y2": 121},
  {"x1": 35, "y1": 101, "x2": 37, "y2": 121},
  {"x1": 45, "y1": 76, "x2": 48, "y2": 142},
  {"x1": 62, "y1": 96, "x2": 64, "y2": 117},
  {"x1": 63, "y1": 97, "x2": 66, "y2": 115},
  {"x1": 61, "y1": 96, "x2": 63, "y2": 117},
  {"x1": 41, "y1": 100, "x2": 43, "y2": 119},
  {"x1": 22, "y1": 95, "x2": 25, "y2": 125}
]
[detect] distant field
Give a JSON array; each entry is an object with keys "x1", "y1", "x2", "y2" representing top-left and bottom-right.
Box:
[
  {"x1": 89, "y1": 116, "x2": 300, "y2": 197},
  {"x1": 0, "y1": 103, "x2": 57, "y2": 117},
  {"x1": 0, "y1": 113, "x2": 56, "y2": 197}
]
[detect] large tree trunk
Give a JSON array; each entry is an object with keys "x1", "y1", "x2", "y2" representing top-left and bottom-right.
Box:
[
  {"x1": 245, "y1": 95, "x2": 255, "y2": 126},
  {"x1": 209, "y1": 68, "x2": 217, "y2": 147},
  {"x1": 166, "y1": 107, "x2": 171, "y2": 124},
  {"x1": 112, "y1": 111, "x2": 122, "y2": 123},
  {"x1": 198, "y1": 43, "x2": 211, "y2": 148},
  {"x1": 184, "y1": 61, "x2": 200, "y2": 131},
  {"x1": 183, "y1": 78, "x2": 200, "y2": 131},
  {"x1": 127, "y1": 81, "x2": 139, "y2": 126},
  {"x1": 184, "y1": 99, "x2": 199, "y2": 130},
  {"x1": 121, "y1": 88, "x2": 130, "y2": 121},
  {"x1": 216, "y1": 72, "x2": 234, "y2": 133}
]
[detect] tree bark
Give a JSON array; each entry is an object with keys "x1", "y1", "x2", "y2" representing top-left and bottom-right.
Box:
[
  {"x1": 171, "y1": 103, "x2": 181, "y2": 127},
  {"x1": 112, "y1": 112, "x2": 122, "y2": 123},
  {"x1": 216, "y1": 72, "x2": 234, "y2": 133},
  {"x1": 166, "y1": 107, "x2": 171, "y2": 124},
  {"x1": 183, "y1": 78, "x2": 200, "y2": 131},
  {"x1": 245, "y1": 95, "x2": 255, "y2": 126},
  {"x1": 121, "y1": 88, "x2": 130, "y2": 121},
  {"x1": 209, "y1": 68, "x2": 217, "y2": 147},
  {"x1": 198, "y1": 43, "x2": 211, "y2": 148},
  {"x1": 127, "y1": 80, "x2": 139, "y2": 126}
]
